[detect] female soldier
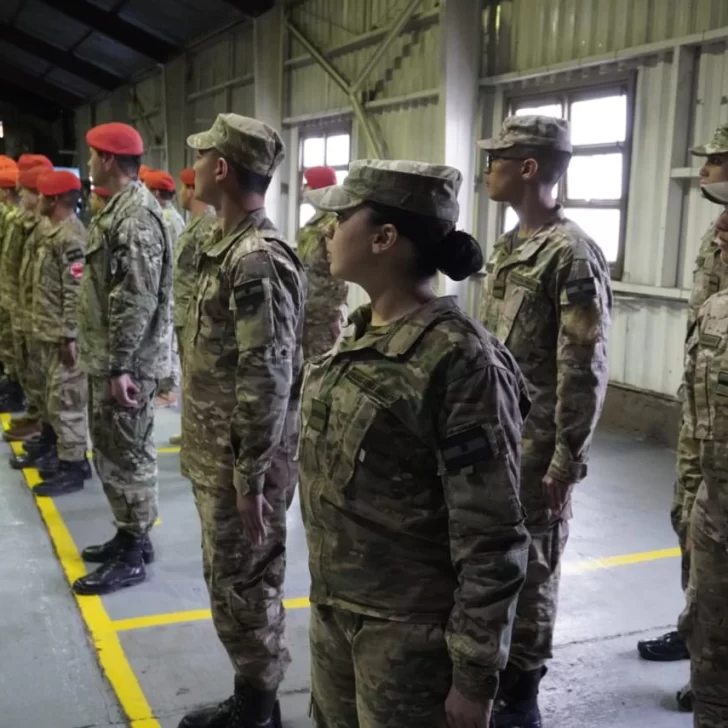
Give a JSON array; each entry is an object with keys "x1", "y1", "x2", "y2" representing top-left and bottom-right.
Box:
[{"x1": 298, "y1": 159, "x2": 532, "y2": 728}]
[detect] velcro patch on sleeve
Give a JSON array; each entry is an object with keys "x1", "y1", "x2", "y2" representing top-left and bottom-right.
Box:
[
  {"x1": 440, "y1": 426, "x2": 494, "y2": 472},
  {"x1": 716, "y1": 371, "x2": 728, "y2": 397},
  {"x1": 66, "y1": 249, "x2": 85, "y2": 263},
  {"x1": 564, "y1": 277, "x2": 597, "y2": 304},
  {"x1": 233, "y1": 278, "x2": 267, "y2": 314}
]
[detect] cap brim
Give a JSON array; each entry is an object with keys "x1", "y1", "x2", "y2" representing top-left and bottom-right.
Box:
[
  {"x1": 306, "y1": 185, "x2": 364, "y2": 212},
  {"x1": 691, "y1": 144, "x2": 728, "y2": 157},
  {"x1": 690, "y1": 145, "x2": 709, "y2": 157},
  {"x1": 186, "y1": 130, "x2": 215, "y2": 150},
  {"x1": 476, "y1": 138, "x2": 514, "y2": 151}
]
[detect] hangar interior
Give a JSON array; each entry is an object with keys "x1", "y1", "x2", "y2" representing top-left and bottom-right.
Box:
[{"x1": 0, "y1": 0, "x2": 725, "y2": 726}]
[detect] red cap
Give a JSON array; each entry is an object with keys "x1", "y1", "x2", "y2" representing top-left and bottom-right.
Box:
[
  {"x1": 38, "y1": 170, "x2": 81, "y2": 197},
  {"x1": 86, "y1": 122, "x2": 144, "y2": 156},
  {"x1": 139, "y1": 164, "x2": 151, "y2": 181},
  {"x1": 92, "y1": 186, "x2": 111, "y2": 198},
  {"x1": 179, "y1": 168, "x2": 195, "y2": 186},
  {"x1": 17, "y1": 154, "x2": 53, "y2": 172},
  {"x1": 0, "y1": 155, "x2": 17, "y2": 172},
  {"x1": 19, "y1": 166, "x2": 52, "y2": 191},
  {"x1": 304, "y1": 166, "x2": 337, "y2": 190},
  {"x1": 145, "y1": 170, "x2": 175, "y2": 192},
  {"x1": 0, "y1": 167, "x2": 18, "y2": 188}
]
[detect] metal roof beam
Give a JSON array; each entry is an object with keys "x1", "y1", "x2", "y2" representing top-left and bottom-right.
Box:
[
  {"x1": 0, "y1": 81, "x2": 64, "y2": 120},
  {"x1": 0, "y1": 62, "x2": 83, "y2": 108},
  {"x1": 36, "y1": 0, "x2": 178, "y2": 63},
  {"x1": 0, "y1": 24, "x2": 121, "y2": 90}
]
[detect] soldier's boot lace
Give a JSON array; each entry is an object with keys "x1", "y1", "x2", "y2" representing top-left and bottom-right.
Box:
[
  {"x1": 73, "y1": 531, "x2": 146, "y2": 595},
  {"x1": 493, "y1": 667, "x2": 545, "y2": 728},
  {"x1": 82, "y1": 529, "x2": 155, "y2": 564},
  {"x1": 227, "y1": 682, "x2": 281, "y2": 728}
]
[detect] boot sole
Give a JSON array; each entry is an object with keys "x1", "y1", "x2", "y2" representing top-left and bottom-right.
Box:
[
  {"x1": 73, "y1": 571, "x2": 146, "y2": 595},
  {"x1": 34, "y1": 483, "x2": 84, "y2": 497},
  {"x1": 83, "y1": 551, "x2": 155, "y2": 565}
]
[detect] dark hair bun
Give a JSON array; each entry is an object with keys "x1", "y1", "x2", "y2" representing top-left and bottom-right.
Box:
[{"x1": 432, "y1": 230, "x2": 484, "y2": 281}]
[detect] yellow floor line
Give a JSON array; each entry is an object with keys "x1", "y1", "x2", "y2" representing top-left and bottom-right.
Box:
[
  {"x1": 10, "y1": 440, "x2": 161, "y2": 728},
  {"x1": 563, "y1": 546, "x2": 680, "y2": 575}
]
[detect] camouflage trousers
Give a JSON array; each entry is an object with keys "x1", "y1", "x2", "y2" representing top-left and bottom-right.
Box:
[
  {"x1": 40, "y1": 342, "x2": 87, "y2": 461},
  {"x1": 157, "y1": 324, "x2": 180, "y2": 396},
  {"x1": 13, "y1": 329, "x2": 43, "y2": 419},
  {"x1": 0, "y1": 306, "x2": 16, "y2": 378},
  {"x1": 88, "y1": 376, "x2": 158, "y2": 537},
  {"x1": 191, "y1": 447, "x2": 297, "y2": 692},
  {"x1": 685, "y1": 522, "x2": 728, "y2": 727},
  {"x1": 309, "y1": 605, "x2": 452, "y2": 728}
]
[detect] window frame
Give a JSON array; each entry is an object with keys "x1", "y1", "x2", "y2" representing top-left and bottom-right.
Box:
[
  {"x1": 504, "y1": 77, "x2": 635, "y2": 279},
  {"x1": 297, "y1": 123, "x2": 352, "y2": 235}
]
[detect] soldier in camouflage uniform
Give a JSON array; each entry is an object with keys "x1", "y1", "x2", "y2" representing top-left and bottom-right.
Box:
[
  {"x1": 478, "y1": 116, "x2": 612, "y2": 727},
  {"x1": 23, "y1": 171, "x2": 91, "y2": 497},
  {"x1": 73, "y1": 123, "x2": 173, "y2": 596},
  {"x1": 89, "y1": 185, "x2": 110, "y2": 218},
  {"x1": 298, "y1": 166, "x2": 348, "y2": 360},
  {"x1": 638, "y1": 125, "x2": 728, "y2": 677},
  {"x1": 146, "y1": 169, "x2": 184, "y2": 406},
  {"x1": 299, "y1": 159, "x2": 530, "y2": 728},
  {"x1": 178, "y1": 114, "x2": 303, "y2": 728},
  {"x1": 677, "y1": 178, "x2": 728, "y2": 728}
]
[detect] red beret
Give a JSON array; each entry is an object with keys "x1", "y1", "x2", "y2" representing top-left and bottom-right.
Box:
[
  {"x1": 179, "y1": 168, "x2": 195, "y2": 186},
  {"x1": 0, "y1": 168, "x2": 18, "y2": 188},
  {"x1": 18, "y1": 154, "x2": 53, "y2": 172},
  {"x1": 86, "y1": 122, "x2": 144, "y2": 156},
  {"x1": 145, "y1": 170, "x2": 175, "y2": 192},
  {"x1": 304, "y1": 166, "x2": 337, "y2": 190},
  {"x1": 38, "y1": 170, "x2": 81, "y2": 197},
  {"x1": 19, "y1": 166, "x2": 52, "y2": 191},
  {"x1": 139, "y1": 164, "x2": 151, "y2": 181},
  {"x1": 0, "y1": 155, "x2": 17, "y2": 171},
  {"x1": 92, "y1": 186, "x2": 111, "y2": 198}
]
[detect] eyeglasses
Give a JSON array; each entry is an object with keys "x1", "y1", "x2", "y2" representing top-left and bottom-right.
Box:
[{"x1": 486, "y1": 153, "x2": 528, "y2": 173}]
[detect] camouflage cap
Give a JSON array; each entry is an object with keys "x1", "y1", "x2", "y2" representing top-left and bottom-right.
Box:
[
  {"x1": 477, "y1": 115, "x2": 572, "y2": 154},
  {"x1": 186, "y1": 113, "x2": 285, "y2": 178},
  {"x1": 691, "y1": 124, "x2": 728, "y2": 157},
  {"x1": 305, "y1": 159, "x2": 462, "y2": 223}
]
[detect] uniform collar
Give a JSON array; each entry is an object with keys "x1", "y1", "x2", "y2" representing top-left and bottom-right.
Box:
[
  {"x1": 201, "y1": 207, "x2": 267, "y2": 258},
  {"x1": 501, "y1": 205, "x2": 566, "y2": 262}
]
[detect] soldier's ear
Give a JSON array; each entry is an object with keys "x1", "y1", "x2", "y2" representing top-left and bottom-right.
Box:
[{"x1": 372, "y1": 222, "x2": 398, "y2": 254}]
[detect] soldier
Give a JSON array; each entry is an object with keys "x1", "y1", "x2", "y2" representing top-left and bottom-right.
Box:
[
  {"x1": 299, "y1": 159, "x2": 530, "y2": 728},
  {"x1": 637, "y1": 126, "x2": 728, "y2": 702},
  {"x1": 678, "y1": 178, "x2": 728, "y2": 728},
  {"x1": 89, "y1": 185, "x2": 111, "y2": 217},
  {"x1": 478, "y1": 116, "x2": 612, "y2": 727},
  {"x1": 177, "y1": 114, "x2": 303, "y2": 728},
  {"x1": 22, "y1": 170, "x2": 91, "y2": 496},
  {"x1": 73, "y1": 122, "x2": 172, "y2": 596},
  {"x1": 2, "y1": 157, "x2": 54, "y2": 444},
  {"x1": 298, "y1": 165, "x2": 348, "y2": 360}
]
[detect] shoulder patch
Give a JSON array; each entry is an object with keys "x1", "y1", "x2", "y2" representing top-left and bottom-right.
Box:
[
  {"x1": 440, "y1": 426, "x2": 494, "y2": 472},
  {"x1": 564, "y1": 277, "x2": 597, "y2": 304},
  {"x1": 66, "y1": 249, "x2": 85, "y2": 264},
  {"x1": 233, "y1": 278, "x2": 267, "y2": 313}
]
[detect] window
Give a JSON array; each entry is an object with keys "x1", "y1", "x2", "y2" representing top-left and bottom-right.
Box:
[
  {"x1": 502, "y1": 85, "x2": 631, "y2": 272},
  {"x1": 0, "y1": 121, "x2": 4, "y2": 139},
  {"x1": 298, "y1": 128, "x2": 351, "y2": 231}
]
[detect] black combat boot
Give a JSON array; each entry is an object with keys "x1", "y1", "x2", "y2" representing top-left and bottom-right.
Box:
[
  {"x1": 73, "y1": 531, "x2": 147, "y2": 595},
  {"x1": 10, "y1": 423, "x2": 58, "y2": 470},
  {"x1": 178, "y1": 679, "x2": 282, "y2": 728},
  {"x1": 39, "y1": 457, "x2": 92, "y2": 481},
  {"x1": 494, "y1": 667, "x2": 545, "y2": 728},
  {"x1": 34, "y1": 460, "x2": 87, "y2": 496},
  {"x1": 0, "y1": 379, "x2": 24, "y2": 412},
  {"x1": 676, "y1": 681, "x2": 693, "y2": 712},
  {"x1": 637, "y1": 630, "x2": 689, "y2": 661},
  {"x1": 81, "y1": 529, "x2": 155, "y2": 564}
]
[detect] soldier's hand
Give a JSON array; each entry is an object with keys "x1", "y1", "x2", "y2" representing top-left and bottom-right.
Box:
[
  {"x1": 236, "y1": 490, "x2": 273, "y2": 546},
  {"x1": 445, "y1": 686, "x2": 491, "y2": 727},
  {"x1": 543, "y1": 474, "x2": 574, "y2": 515},
  {"x1": 61, "y1": 339, "x2": 78, "y2": 367},
  {"x1": 110, "y1": 374, "x2": 140, "y2": 408}
]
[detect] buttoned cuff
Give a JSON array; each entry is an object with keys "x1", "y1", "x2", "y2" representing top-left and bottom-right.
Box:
[
  {"x1": 547, "y1": 452, "x2": 587, "y2": 484},
  {"x1": 233, "y1": 469, "x2": 265, "y2": 495},
  {"x1": 452, "y1": 665, "x2": 500, "y2": 702}
]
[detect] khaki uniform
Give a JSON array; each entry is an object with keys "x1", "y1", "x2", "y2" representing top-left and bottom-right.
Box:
[
  {"x1": 31, "y1": 216, "x2": 88, "y2": 461},
  {"x1": 479, "y1": 209, "x2": 612, "y2": 671},
  {"x1": 79, "y1": 181, "x2": 172, "y2": 536},
  {"x1": 0, "y1": 204, "x2": 19, "y2": 378},
  {"x1": 181, "y1": 208, "x2": 304, "y2": 691},
  {"x1": 679, "y1": 288, "x2": 728, "y2": 727},
  {"x1": 297, "y1": 211, "x2": 348, "y2": 359}
]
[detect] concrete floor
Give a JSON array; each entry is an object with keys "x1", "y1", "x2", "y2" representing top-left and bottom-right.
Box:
[{"x1": 0, "y1": 410, "x2": 695, "y2": 728}]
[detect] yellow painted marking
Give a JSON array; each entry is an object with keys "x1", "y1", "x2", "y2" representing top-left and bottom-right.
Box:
[
  {"x1": 562, "y1": 547, "x2": 681, "y2": 575},
  {"x1": 0, "y1": 412, "x2": 11, "y2": 429},
  {"x1": 10, "y1": 440, "x2": 161, "y2": 727}
]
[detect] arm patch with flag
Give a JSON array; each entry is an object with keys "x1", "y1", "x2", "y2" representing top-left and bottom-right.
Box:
[
  {"x1": 440, "y1": 426, "x2": 495, "y2": 472},
  {"x1": 564, "y1": 277, "x2": 597, "y2": 304}
]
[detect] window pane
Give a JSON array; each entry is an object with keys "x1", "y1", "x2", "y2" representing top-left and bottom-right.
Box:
[
  {"x1": 299, "y1": 203, "x2": 316, "y2": 228},
  {"x1": 335, "y1": 169, "x2": 348, "y2": 185},
  {"x1": 504, "y1": 206, "x2": 519, "y2": 232},
  {"x1": 564, "y1": 208, "x2": 621, "y2": 262},
  {"x1": 570, "y1": 94, "x2": 627, "y2": 145},
  {"x1": 567, "y1": 153, "x2": 623, "y2": 201},
  {"x1": 326, "y1": 134, "x2": 350, "y2": 167},
  {"x1": 302, "y1": 137, "x2": 325, "y2": 168},
  {"x1": 515, "y1": 103, "x2": 563, "y2": 118}
]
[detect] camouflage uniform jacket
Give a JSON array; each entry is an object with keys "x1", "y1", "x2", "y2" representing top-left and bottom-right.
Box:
[
  {"x1": 681, "y1": 289, "x2": 728, "y2": 543},
  {"x1": 180, "y1": 208, "x2": 305, "y2": 494},
  {"x1": 79, "y1": 180, "x2": 173, "y2": 379},
  {"x1": 17, "y1": 216, "x2": 51, "y2": 331},
  {"x1": 32, "y1": 216, "x2": 87, "y2": 343},
  {"x1": 173, "y1": 210, "x2": 217, "y2": 330},
  {"x1": 687, "y1": 223, "x2": 728, "y2": 336},
  {"x1": 163, "y1": 204, "x2": 186, "y2": 246},
  {"x1": 0, "y1": 208, "x2": 37, "y2": 313},
  {"x1": 299, "y1": 296, "x2": 531, "y2": 702},
  {"x1": 479, "y1": 207, "x2": 612, "y2": 513},
  {"x1": 297, "y1": 211, "x2": 348, "y2": 359}
]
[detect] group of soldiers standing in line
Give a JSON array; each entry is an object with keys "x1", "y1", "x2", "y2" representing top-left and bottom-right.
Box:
[{"x1": 0, "y1": 109, "x2": 723, "y2": 728}]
